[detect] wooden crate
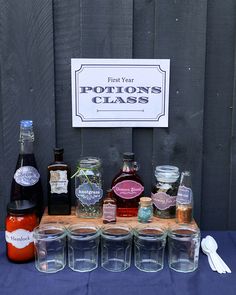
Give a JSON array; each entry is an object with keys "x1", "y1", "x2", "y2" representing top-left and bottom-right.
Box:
[{"x1": 40, "y1": 207, "x2": 198, "y2": 230}]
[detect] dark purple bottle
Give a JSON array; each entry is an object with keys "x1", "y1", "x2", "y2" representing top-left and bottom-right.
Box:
[{"x1": 10, "y1": 120, "x2": 44, "y2": 218}]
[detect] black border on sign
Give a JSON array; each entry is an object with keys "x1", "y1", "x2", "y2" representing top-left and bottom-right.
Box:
[{"x1": 74, "y1": 64, "x2": 167, "y2": 122}]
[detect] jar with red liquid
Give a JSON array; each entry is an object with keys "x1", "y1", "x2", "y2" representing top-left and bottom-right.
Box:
[
  {"x1": 5, "y1": 200, "x2": 38, "y2": 263},
  {"x1": 111, "y1": 152, "x2": 144, "y2": 217}
]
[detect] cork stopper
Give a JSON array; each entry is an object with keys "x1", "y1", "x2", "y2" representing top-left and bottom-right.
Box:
[{"x1": 140, "y1": 197, "x2": 152, "y2": 207}]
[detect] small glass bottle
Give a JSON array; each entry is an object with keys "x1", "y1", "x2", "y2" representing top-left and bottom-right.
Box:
[
  {"x1": 112, "y1": 152, "x2": 144, "y2": 217},
  {"x1": 102, "y1": 189, "x2": 117, "y2": 224},
  {"x1": 48, "y1": 148, "x2": 71, "y2": 215},
  {"x1": 74, "y1": 157, "x2": 103, "y2": 218},
  {"x1": 5, "y1": 200, "x2": 38, "y2": 263},
  {"x1": 176, "y1": 171, "x2": 193, "y2": 224},
  {"x1": 151, "y1": 165, "x2": 180, "y2": 219},
  {"x1": 10, "y1": 120, "x2": 43, "y2": 218},
  {"x1": 138, "y1": 197, "x2": 153, "y2": 223}
]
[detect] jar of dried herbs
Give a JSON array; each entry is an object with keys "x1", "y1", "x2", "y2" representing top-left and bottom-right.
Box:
[
  {"x1": 151, "y1": 165, "x2": 180, "y2": 219},
  {"x1": 73, "y1": 157, "x2": 103, "y2": 218}
]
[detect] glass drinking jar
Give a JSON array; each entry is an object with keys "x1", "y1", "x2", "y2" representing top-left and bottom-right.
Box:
[
  {"x1": 168, "y1": 225, "x2": 200, "y2": 273},
  {"x1": 134, "y1": 226, "x2": 167, "y2": 272},
  {"x1": 151, "y1": 165, "x2": 180, "y2": 218},
  {"x1": 74, "y1": 157, "x2": 103, "y2": 218}
]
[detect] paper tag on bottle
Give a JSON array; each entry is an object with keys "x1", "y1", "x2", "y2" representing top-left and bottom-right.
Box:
[
  {"x1": 176, "y1": 185, "x2": 192, "y2": 205},
  {"x1": 112, "y1": 180, "x2": 144, "y2": 199},
  {"x1": 50, "y1": 170, "x2": 68, "y2": 194},
  {"x1": 75, "y1": 183, "x2": 103, "y2": 205},
  {"x1": 14, "y1": 166, "x2": 40, "y2": 186},
  {"x1": 151, "y1": 192, "x2": 176, "y2": 210},
  {"x1": 5, "y1": 229, "x2": 33, "y2": 249},
  {"x1": 103, "y1": 203, "x2": 117, "y2": 222}
]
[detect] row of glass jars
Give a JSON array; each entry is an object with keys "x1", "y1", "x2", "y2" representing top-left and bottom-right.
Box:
[{"x1": 73, "y1": 156, "x2": 192, "y2": 221}]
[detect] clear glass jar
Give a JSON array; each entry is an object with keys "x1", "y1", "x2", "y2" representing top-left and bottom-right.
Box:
[
  {"x1": 74, "y1": 157, "x2": 103, "y2": 218},
  {"x1": 151, "y1": 165, "x2": 180, "y2": 219}
]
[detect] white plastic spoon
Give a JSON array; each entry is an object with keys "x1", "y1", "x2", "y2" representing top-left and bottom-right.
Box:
[
  {"x1": 201, "y1": 239, "x2": 216, "y2": 271},
  {"x1": 205, "y1": 235, "x2": 231, "y2": 273},
  {"x1": 201, "y1": 238, "x2": 225, "y2": 274}
]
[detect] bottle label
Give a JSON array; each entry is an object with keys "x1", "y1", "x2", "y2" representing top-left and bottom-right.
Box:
[
  {"x1": 75, "y1": 183, "x2": 103, "y2": 205},
  {"x1": 176, "y1": 185, "x2": 192, "y2": 205},
  {"x1": 112, "y1": 180, "x2": 144, "y2": 199},
  {"x1": 5, "y1": 229, "x2": 33, "y2": 249},
  {"x1": 103, "y1": 203, "x2": 117, "y2": 222},
  {"x1": 14, "y1": 166, "x2": 40, "y2": 186},
  {"x1": 50, "y1": 170, "x2": 68, "y2": 194},
  {"x1": 151, "y1": 192, "x2": 176, "y2": 210}
]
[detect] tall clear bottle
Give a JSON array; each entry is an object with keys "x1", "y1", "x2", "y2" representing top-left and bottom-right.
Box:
[
  {"x1": 48, "y1": 148, "x2": 71, "y2": 215},
  {"x1": 176, "y1": 171, "x2": 193, "y2": 224},
  {"x1": 10, "y1": 120, "x2": 43, "y2": 218},
  {"x1": 111, "y1": 152, "x2": 144, "y2": 217}
]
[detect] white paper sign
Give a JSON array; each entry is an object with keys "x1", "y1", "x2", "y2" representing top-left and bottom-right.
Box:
[{"x1": 71, "y1": 59, "x2": 170, "y2": 127}]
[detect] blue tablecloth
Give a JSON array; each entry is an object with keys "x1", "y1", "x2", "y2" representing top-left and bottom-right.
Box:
[{"x1": 1, "y1": 231, "x2": 236, "y2": 295}]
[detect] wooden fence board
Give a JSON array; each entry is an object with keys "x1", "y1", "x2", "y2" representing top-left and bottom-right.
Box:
[
  {"x1": 202, "y1": 0, "x2": 236, "y2": 229},
  {"x1": 0, "y1": 0, "x2": 55, "y2": 223},
  {"x1": 152, "y1": 0, "x2": 207, "y2": 226}
]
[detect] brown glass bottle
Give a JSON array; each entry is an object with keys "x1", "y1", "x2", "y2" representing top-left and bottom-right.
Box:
[
  {"x1": 111, "y1": 152, "x2": 144, "y2": 217},
  {"x1": 103, "y1": 189, "x2": 117, "y2": 224},
  {"x1": 48, "y1": 148, "x2": 71, "y2": 215}
]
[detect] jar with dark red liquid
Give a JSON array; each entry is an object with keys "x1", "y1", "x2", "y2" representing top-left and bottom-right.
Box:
[
  {"x1": 151, "y1": 165, "x2": 180, "y2": 219},
  {"x1": 111, "y1": 152, "x2": 144, "y2": 217},
  {"x1": 5, "y1": 200, "x2": 38, "y2": 263}
]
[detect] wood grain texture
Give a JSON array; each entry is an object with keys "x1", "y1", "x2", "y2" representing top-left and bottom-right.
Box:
[
  {"x1": 0, "y1": 0, "x2": 55, "y2": 223},
  {"x1": 202, "y1": 0, "x2": 236, "y2": 229},
  {"x1": 152, "y1": 0, "x2": 207, "y2": 226},
  {"x1": 40, "y1": 207, "x2": 198, "y2": 230},
  {"x1": 0, "y1": 0, "x2": 236, "y2": 230},
  {"x1": 54, "y1": 0, "x2": 134, "y2": 197}
]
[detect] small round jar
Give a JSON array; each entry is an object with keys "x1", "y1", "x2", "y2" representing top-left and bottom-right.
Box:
[
  {"x1": 151, "y1": 165, "x2": 180, "y2": 219},
  {"x1": 138, "y1": 197, "x2": 153, "y2": 223},
  {"x1": 5, "y1": 200, "x2": 38, "y2": 263}
]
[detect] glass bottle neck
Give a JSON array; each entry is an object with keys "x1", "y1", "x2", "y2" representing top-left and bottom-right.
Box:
[
  {"x1": 122, "y1": 160, "x2": 135, "y2": 172},
  {"x1": 54, "y1": 153, "x2": 63, "y2": 162},
  {"x1": 20, "y1": 141, "x2": 34, "y2": 154}
]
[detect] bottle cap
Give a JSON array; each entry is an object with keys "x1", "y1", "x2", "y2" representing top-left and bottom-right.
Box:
[
  {"x1": 7, "y1": 200, "x2": 36, "y2": 215},
  {"x1": 20, "y1": 120, "x2": 33, "y2": 128},
  {"x1": 54, "y1": 147, "x2": 64, "y2": 154},
  {"x1": 123, "y1": 152, "x2": 135, "y2": 161},
  {"x1": 155, "y1": 165, "x2": 179, "y2": 183},
  {"x1": 140, "y1": 197, "x2": 152, "y2": 206}
]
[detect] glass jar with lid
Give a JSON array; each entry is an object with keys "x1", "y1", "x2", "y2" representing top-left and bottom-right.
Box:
[
  {"x1": 151, "y1": 165, "x2": 180, "y2": 219},
  {"x1": 5, "y1": 200, "x2": 38, "y2": 262},
  {"x1": 74, "y1": 157, "x2": 103, "y2": 218}
]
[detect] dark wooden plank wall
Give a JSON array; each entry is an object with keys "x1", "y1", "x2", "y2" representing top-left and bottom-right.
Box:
[{"x1": 0, "y1": 0, "x2": 235, "y2": 230}]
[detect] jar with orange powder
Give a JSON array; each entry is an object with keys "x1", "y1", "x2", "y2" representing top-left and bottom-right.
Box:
[{"x1": 5, "y1": 200, "x2": 38, "y2": 262}]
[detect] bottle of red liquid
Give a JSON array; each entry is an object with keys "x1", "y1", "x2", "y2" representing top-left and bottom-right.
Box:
[{"x1": 111, "y1": 152, "x2": 144, "y2": 217}]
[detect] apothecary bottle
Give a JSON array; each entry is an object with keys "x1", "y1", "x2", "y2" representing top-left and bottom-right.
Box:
[
  {"x1": 151, "y1": 165, "x2": 179, "y2": 219},
  {"x1": 48, "y1": 148, "x2": 71, "y2": 215},
  {"x1": 102, "y1": 189, "x2": 117, "y2": 224},
  {"x1": 112, "y1": 152, "x2": 144, "y2": 217},
  {"x1": 74, "y1": 157, "x2": 103, "y2": 218},
  {"x1": 138, "y1": 197, "x2": 153, "y2": 223},
  {"x1": 176, "y1": 171, "x2": 193, "y2": 224},
  {"x1": 10, "y1": 120, "x2": 43, "y2": 218}
]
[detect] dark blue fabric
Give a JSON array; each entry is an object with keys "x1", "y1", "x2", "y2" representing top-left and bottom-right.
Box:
[{"x1": 1, "y1": 231, "x2": 236, "y2": 295}]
